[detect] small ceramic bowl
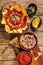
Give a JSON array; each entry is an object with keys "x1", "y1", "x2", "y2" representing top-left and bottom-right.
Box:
[
  {"x1": 27, "y1": 3, "x2": 37, "y2": 17},
  {"x1": 17, "y1": 51, "x2": 32, "y2": 65},
  {"x1": 19, "y1": 31, "x2": 37, "y2": 51},
  {"x1": 30, "y1": 16, "x2": 41, "y2": 32}
]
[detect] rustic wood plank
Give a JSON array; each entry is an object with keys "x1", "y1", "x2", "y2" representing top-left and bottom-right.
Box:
[
  {"x1": 40, "y1": 47, "x2": 43, "y2": 54},
  {"x1": 0, "y1": 45, "x2": 16, "y2": 60},
  {"x1": 0, "y1": 0, "x2": 43, "y2": 15},
  {"x1": 0, "y1": 31, "x2": 43, "y2": 47},
  {"x1": 0, "y1": 0, "x2": 43, "y2": 65},
  {"x1": 0, "y1": 45, "x2": 43, "y2": 61},
  {"x1": 31, "y1": 32, "x2": 43, "y2": 53},
  {"x1": 0, "y1": 32, "x2": 10, "y2": 44},
  {"x1": 35, "y1": 31, "x2": 43, "y2": 47},
  {"x1": 0, "y1": 61, "x2": 18, "y2": 65},
  {"x1": 0, "y1": 56, "x2": 43, "y2": 65}
]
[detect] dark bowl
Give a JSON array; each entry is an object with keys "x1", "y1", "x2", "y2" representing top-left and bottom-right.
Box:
[
  {"x1": 30, "y1": 16, "x2": 42, "y2": 32},
  {"x1": 19, "y1": 31, "x2": 37, "y2": 51},
  {"x1": 17, "y1": 51, "x2": 32, "y2": 65},
  {"x1": 26, "y1": 3, "x2": 37, "y2": 17}
]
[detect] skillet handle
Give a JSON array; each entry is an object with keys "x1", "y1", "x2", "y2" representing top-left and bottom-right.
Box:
[{"x1": 0, "y1": 9, "x2": 2, "y2": 22}]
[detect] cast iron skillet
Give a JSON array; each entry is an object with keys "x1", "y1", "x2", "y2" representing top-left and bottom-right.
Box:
[{"x1": 0, "y1": 1, "x2": 30, "y2": 34}]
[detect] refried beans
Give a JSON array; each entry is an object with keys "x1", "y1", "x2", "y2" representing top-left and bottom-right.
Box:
[{"x1": 20, "y1": 33, "x2": 37, "y2": 50}]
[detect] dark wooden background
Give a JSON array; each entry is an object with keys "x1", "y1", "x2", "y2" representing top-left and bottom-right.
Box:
[{"x1": 0, "y1": 0, "x2": 43, "y2": 65}]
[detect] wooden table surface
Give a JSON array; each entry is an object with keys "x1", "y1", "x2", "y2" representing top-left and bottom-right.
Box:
[{"x1": 0, "y1": 0, "x2": 43, "y2": 65}]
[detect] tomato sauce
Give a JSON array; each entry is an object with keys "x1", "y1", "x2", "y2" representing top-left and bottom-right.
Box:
[{"x1": 17, "y1": 52, "x2": 32, "y2": 65}]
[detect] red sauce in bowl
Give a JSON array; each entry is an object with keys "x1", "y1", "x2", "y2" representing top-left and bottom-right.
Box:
[{"x1": 17, "y1": 52, "x2": 32, "y2": 65}]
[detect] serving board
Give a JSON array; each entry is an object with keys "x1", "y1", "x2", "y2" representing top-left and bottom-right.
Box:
[
  {"x1": 9, "y1": 30, "x2": 43, "y2": 65},
  {"x1": 0, "y1": 0, "x2": 43, "y2": 65}
]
